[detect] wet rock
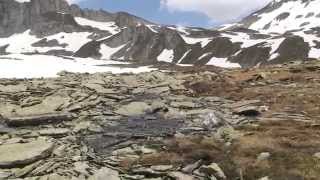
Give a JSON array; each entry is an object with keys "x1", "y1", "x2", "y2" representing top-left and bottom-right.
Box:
[
  {"x1": 0, "y1": 139, "x2": 54, "y2": 168},
  {"x1": 88, "y1": 167, "x2": 120, "y2": 180},
  {"x1": 115, "y1": 102, "x2": 150, "y2": 116},
  {"x1": 199, "y1": 163, "x2": 226, "y2": 179},
  {"x1": 5, "y1": 113, "x2": 73, "y2": 127}
]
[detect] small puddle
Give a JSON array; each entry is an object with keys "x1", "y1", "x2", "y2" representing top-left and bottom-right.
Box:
[{"x1": 84, "y1": 115, "x2": 184, "y2": 155}]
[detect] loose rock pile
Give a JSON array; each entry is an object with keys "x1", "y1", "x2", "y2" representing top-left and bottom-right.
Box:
[{"x1": 0, "y1": 70, "x2": 266, "y2": 179}]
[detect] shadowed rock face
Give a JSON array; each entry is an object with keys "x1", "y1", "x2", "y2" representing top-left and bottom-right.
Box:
[
  {"x1": 229, "y1": 43, "x2": 271, "y2": 68},
  {"x1": 75, "y1": 25, "x2": 189, "y2": 63},
  {"x1": 31, "y1": 11, "x2": 81, "y2": 37},
  {"x1": 0, "y1": 44, "x2": 9, "y2": 55},
  {"x1": 32, "y1": 38, "x2": 67, "y2": 48},
  {"x1": 276, "y1": 36, "x2": 310, "y2": 59},
  {"x1": 74, "y1": 40, "x2": 102, "y2": 58},
  {"x1": 204, "y1": 37, "x2": 241, "y2": 58},
  {"x1": 0, "y1": 0, "x2": 30, "y2": 37},
  {"x1": 0, "y1": 0, "x2": 151, "y2": 38},
  {"x1": 268, "y1": 36, "x2": 311, "y2": 64}
]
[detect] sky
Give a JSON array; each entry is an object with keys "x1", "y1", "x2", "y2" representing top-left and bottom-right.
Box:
[{"x1": 69, "y1": 0, "x2": 272, "y2": 27}]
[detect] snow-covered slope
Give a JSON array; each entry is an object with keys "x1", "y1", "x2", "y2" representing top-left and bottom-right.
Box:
[
  {"x1": 1, "y1": 0, "x2": 320, "y2": 78},
  {"x1": 245, "y1": 0, "x2": 320, "y2": 34},
  {"x1": 0, "y1": 54, "x2": 155, "y2": 78}
]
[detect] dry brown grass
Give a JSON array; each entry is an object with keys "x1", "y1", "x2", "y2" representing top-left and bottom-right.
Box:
[
  {"x1": 118, "y1": 120, "x2": 320, "y2": 179},
  {"x1": 185, "y1": 63, "x2": 320, "y2": 117}
]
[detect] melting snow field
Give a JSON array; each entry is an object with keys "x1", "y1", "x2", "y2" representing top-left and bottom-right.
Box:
[
  {"x1": 0, "y1": 54, "x2": 156, "y2": 79},
  {"x1": 207, "y1": 57, "x2": 241, "y2": 68}
]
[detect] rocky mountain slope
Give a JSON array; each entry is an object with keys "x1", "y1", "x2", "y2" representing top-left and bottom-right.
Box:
[{"x1": 0, "y1": 0, "x2": 320, "y2": 71}]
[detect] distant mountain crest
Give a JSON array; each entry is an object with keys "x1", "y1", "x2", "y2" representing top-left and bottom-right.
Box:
[{"x1": 0, "y1": 0, "x2": 319, "y2": 68}]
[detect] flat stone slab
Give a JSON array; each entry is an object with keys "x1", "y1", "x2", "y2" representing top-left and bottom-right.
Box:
[
  {"x1": 5, "y1": 113, "x2": 73, "y2": 127},
  {"x1": 0, "y1": 139, "x2": 54, "y2": 168},
  {"x1": 115, "y1": 102, "x2": 150, "y2": 116},
  {"x1": 38, "y1": 128, "x2": 70, "y2": 137}
]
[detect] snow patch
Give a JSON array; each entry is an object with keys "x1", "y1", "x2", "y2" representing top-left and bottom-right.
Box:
[
  {"x1": 249, "y1": 0, "x2": 320, "y2": 33},
  {"x1": 100, "y1": 44, "x2": 127, "y2": 60},
  {"x1": 157, "y1": 49, "x2": 174, "y2": 63},
  {"x1": 0, "y1": 54, "x2": 155, "y2": 79},
  {"x1": 75, "y1": 17, "x2": 120, "y2": 34},
  {"x1": 181, "y1": 35, "x2": 212, "y2": 47},
  {"x1": 207, "y1": 57, "x2": 241, "y2": 68}
]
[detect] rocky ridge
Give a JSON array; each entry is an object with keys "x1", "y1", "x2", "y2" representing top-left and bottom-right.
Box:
[
  {"x1": 1, "y1": 0, "x2": 319, "y2": 68},
  {"x1": 1, "y1": 60, "x2": 320, "y2": 179}
]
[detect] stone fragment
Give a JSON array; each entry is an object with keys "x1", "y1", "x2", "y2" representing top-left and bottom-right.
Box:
[
  {"x1": 6, "y1": 113, "x2": 73, "y2": 127},
  {"x1": 257, "y1": 152, "x2": 271, "y2": 161},
  {"x1": 233, "y1": 106, "x2": 260, "y2": 116},
  {"x1": 258, "y1": 177, "x2": 270, "y2": 180},
  {"x1": 0, "y1": 139, "x2": 54, "y2": 168},
  {"x1": 74, "y1": 161, "x2": 90, "y2": 176},
  {"x1": 115, "y1": 102, "x2": 150, "y2": 116},
  {"x1": 14, "y1": 160, "x2": 43, "y2": 178},
  {"x1": 150, "y1": 165, "x2": 173, "y2": 172},
  {"x1": 88, "y1": 167, "x2": 120, "y2": 180},
  {"x1": 170, "y1": 101, "x2": 197, "y2": 109},
  {"x1": 313, "y1": 152, "x2": 320, "y2": 159},
  {"x1": 38, "y1": 128, "x2": 70, "y2": 137},
  {"x1": 182, "y1": 160, "x2": 202, "y2": 174},
  {"x1": 200, "y1": 163, "x2": 226, "y2": 179},
  {"x1": 0, "y1": 171, "x2": 12, "y2": 179},
  {"x1": 168, "y1": 172, "x2": 196, "y2": 180}
]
